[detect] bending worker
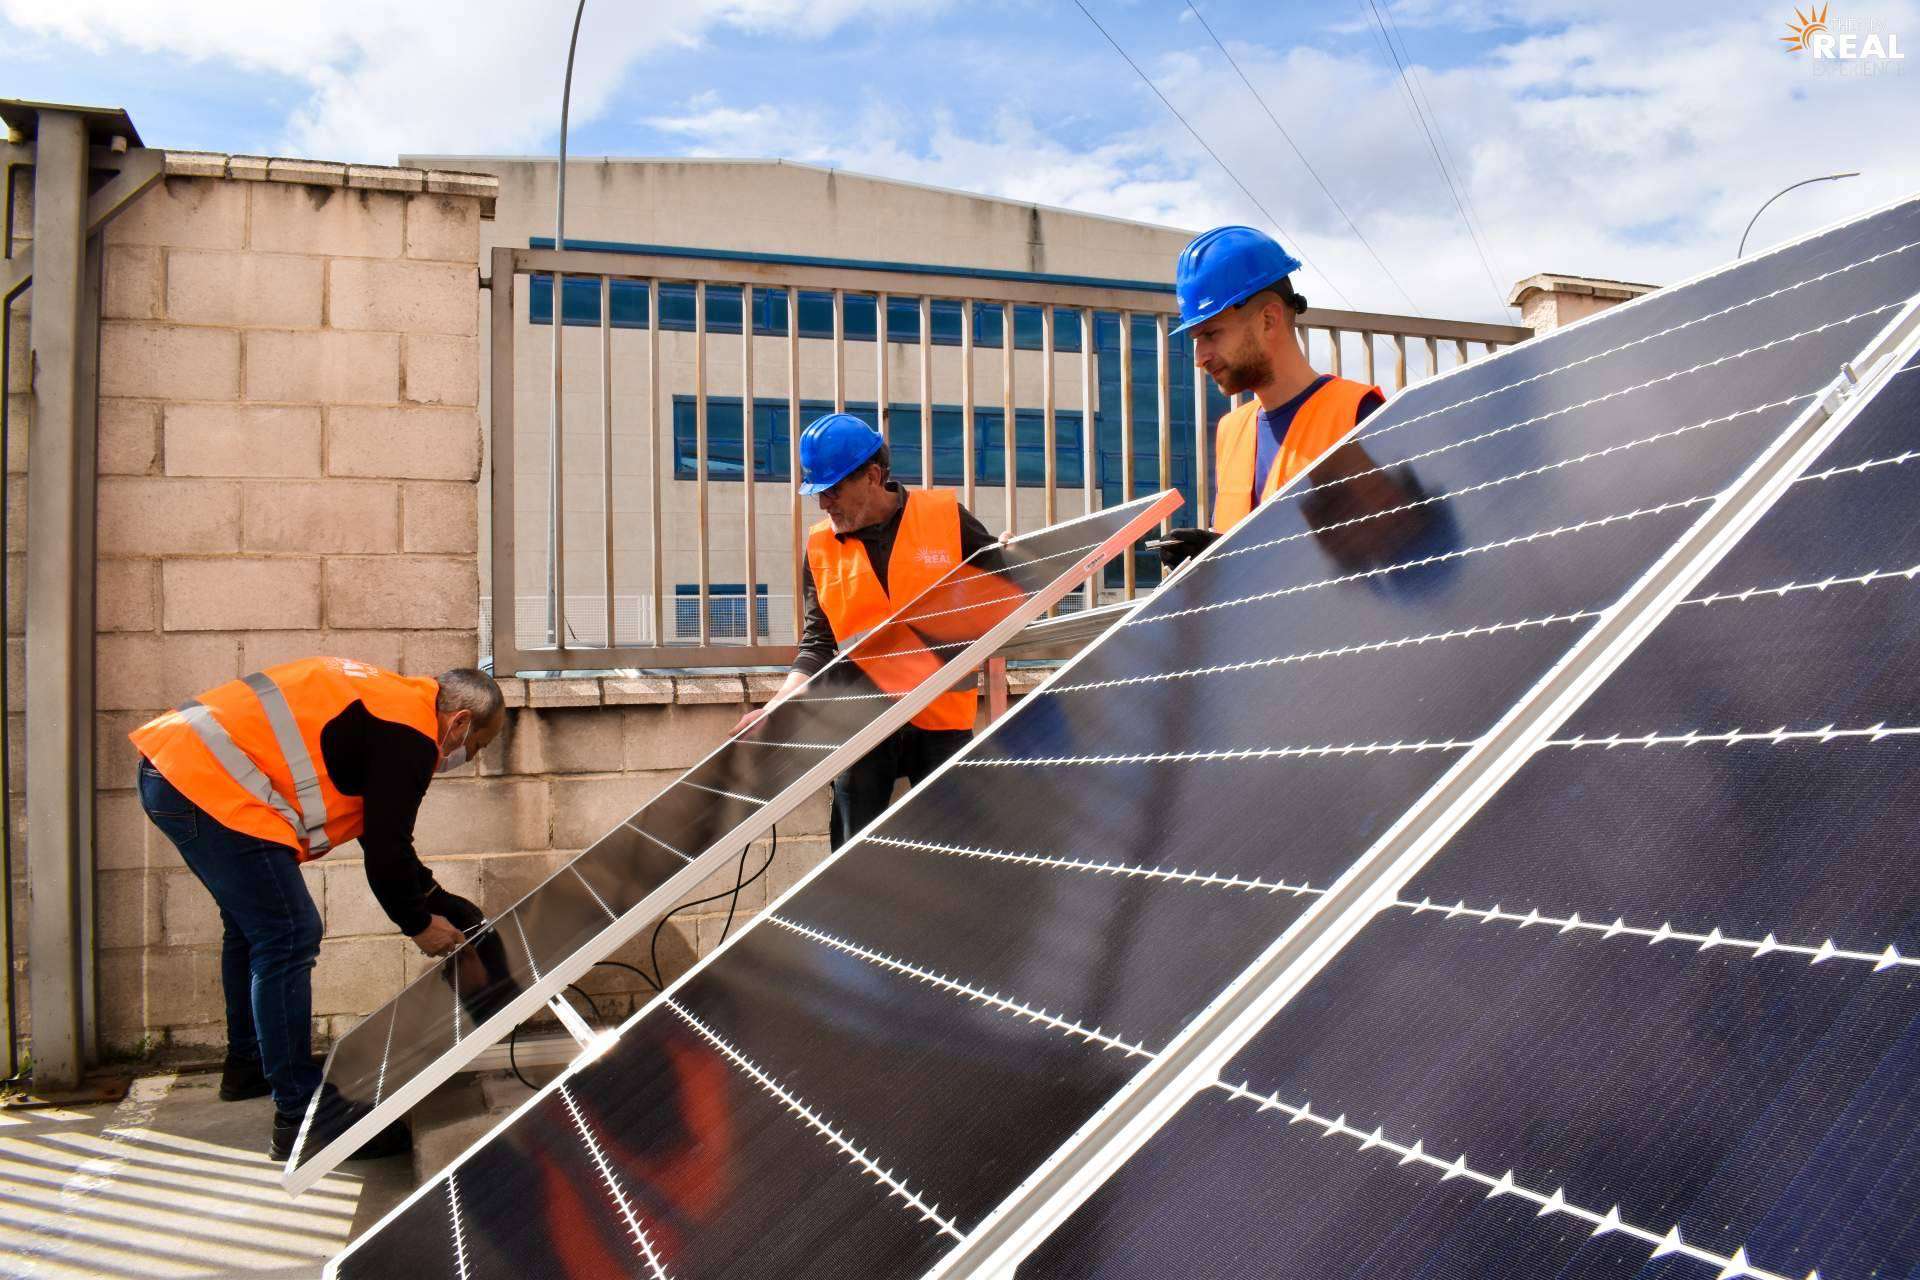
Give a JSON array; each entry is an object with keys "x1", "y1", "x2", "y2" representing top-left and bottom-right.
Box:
[
  {"x1": 738, "y1": 413, "x2": 997, "y2": 849},
  {"x1": 1156, "y1": 225, "x2": 1385, "y2": 569},
  {"x1": 129, "y1": 657, "x2": 506, "y2": 1161}
]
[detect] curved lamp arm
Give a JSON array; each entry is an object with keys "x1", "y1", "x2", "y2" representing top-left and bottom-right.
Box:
[{"x1": 1739, "y1": 172, "x2": 1860, "y2": 258}]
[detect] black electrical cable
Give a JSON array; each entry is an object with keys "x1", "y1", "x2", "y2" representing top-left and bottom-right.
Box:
[
  {"x1": 647, "y1": 826, "x2": 778, "y2": 989},
  {"x1": 506, "y1": 982, "x2": 600, "y2": 1090}
]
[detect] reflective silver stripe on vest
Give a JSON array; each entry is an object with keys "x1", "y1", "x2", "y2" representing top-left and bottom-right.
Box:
[
  {"x1": 240, "y1": 671, "x2": 332, "y2": 857},
  {"x1": 174, "y1": 699, "x2": 309, "y2": 847}
]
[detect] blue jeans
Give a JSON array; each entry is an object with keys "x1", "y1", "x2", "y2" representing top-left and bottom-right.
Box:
[{"x1": 138, "y1": 759, "x2": 322, "y2": 1116}]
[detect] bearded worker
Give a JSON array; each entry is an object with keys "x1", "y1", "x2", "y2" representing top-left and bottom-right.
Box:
[{"x1": 1155, "y1": 225, "x2": 1385, "y2": 569}]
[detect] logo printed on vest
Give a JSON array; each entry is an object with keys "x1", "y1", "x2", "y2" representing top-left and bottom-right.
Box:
[{"x1": 913, "y1": 547, "x2": 953, "y2": 568}]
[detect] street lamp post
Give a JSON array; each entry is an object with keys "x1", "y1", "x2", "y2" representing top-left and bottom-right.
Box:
[
  {"x1": 547, "y1": 0, "x2": 589, "y2": 648},
  {"x1": 1738, "y1": 172, "x2": 1860, "y2": 258}
]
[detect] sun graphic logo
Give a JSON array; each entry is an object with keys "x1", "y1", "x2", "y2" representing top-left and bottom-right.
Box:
[{"x1": 1782, "y1": 3, "x2": 1830, "y2": 52}]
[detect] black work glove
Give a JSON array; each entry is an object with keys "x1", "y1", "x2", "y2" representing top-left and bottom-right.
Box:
[{"x1": 1155, "y1": 526, "x2": 1220, "y2": 569}]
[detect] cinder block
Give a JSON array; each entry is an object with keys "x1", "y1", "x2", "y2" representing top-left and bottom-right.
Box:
[
  {"x1": 162, "y1": 557, "x2": 321, "y2": 631},
  {"x1": 163, "y1": 403, "x2": 322, "y2": 478},
  {"x1": 404, "y1": 194, "x2": 480, "y2": 263},
  {"x1": 165, "y1": 152, "x2": 230, "y2": 180},
  {"x1": 103, "y1": 245, "x2": 163, "y2": 320},
  {"x1": 265, "y1": 159, "x2": 346, "y2": 188},
  {"x1": 95, "y1": 789, "x2": 152, "y2": 872},
  {"x1": 158, "y1": 867, "x2": 225, "y2": 947},
  {"x1": 401, "y1": 481, "x2": 476, "y2": 553},
  {"x1": 242, "y1": 479, "x2": 401, "y2": 554},
  {"x1": 249, "y1": 182, "x2": 403, "y2": 259},
  {"x1": 327, "y1": 405, "x2": 480, "y2": 481},
  {"x1": 97, "y1": 399, "x2": 160, "y2": 474},
  {"x1": 525, "y1": 679, "x2": 601, "y2": 709},
  {"x1": 227, "y1": 156, "x2": 270, "y2": 182},
  {"x1": 96, "y1": 558, "x2": 157, "y2": 632},
  {"x1": 345, "y1": 164, "x2": 427, "y2": 194},
  {"x1": 324, "y1": 555, "x2": 476, "y2": 630},
  {"x1": 97, "y1": 868, "x2": 161, "y2": 949},
  {"x1": 329, "y1": 258, "x2": 476, "y2": 337},
  {"x1": 603, "y1": 677, "x2": 674, "y2": 706},
  {"x1": 322, "y1": 858, "x2": 439, "y2": 938},
  {"x1": 507, "y1": 707, "x2": 624, "y2": 775},
  {"x1": 97, "y1": 947, "x2": 148, "y2": 1049},
  {"x1": 496, "y1": 679, "x2": 529, "y2": 708},
  {"x1": 95, "y1": 631, "x2": 242, "y2": 711},
  {"x1": 743, "y1": 672, "x2": 787, "y2": 704},
  {"x1": 98, "y1": 477, "x2": 241, "y2": 555},
  {"x1": 623, "y1": 704, "x2": 739, "y2": 771},
  {"x1": 144, "y1": 944, "x2": 227, "y2": 1028},
  {"x1": 243, "y1": 329, "x2": 399, "y2": 404},
  {"x1": 401, "y1": 630, "x2": 479, "y2": 676},
  {"x1": 99, "y1": 323, "x2": 240, "y2": 401},
  {"x1": 478, "y1": 850, "x2": 572, "y2": 917},
  {"x1": 764, "y1": 834, "x2": 832, "y2": 898},
  {"x1": 242, "y1": 629, "x2": 402, "y2": 674},
  {"x1": 674, "y1": 675, "x2": 746, "y2": 705},
  {"x1": 104, "y1": 177, "x2": 246, "y2": 251},
  {"x1": 165, "y1": 249, "x2": 324, "y2": 328},
  {"x1": 401, "y1": 333, "x2": 479, "y2": 407},
  {"x1": 98, "y1": 709, "x2": 154, "y2": 788},
  {"x1": 312, "y1": 936, "x2": 406, "y2": 1016},
  {"x1": 549, "y1": 772, "x2": 675, "y2": 850},
  {"x1": 413, "y1": 777, "x2": 550, "y2": 857}
]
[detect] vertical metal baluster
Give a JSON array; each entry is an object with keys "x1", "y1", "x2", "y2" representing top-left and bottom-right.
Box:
[
  {"x1": 742, "y1": 283, "x2": 757, "y2": 647},
  {"x1": 1425, "y1": 335, "x2": 1439, "y2": 385},
  {"x1": 648, "y1": 280, "x2": 664, "y2": 649},
  {"x1": 1002, "y1": 301, "x2": 1016, "y2": 536},
  {"x1": 961, "y1": 301, "x2": 976, "y2": 511},
  {"x1": 833, "y1": 287, "x2": 846, "y2": 412},
  {"x1": 1328, "y1": 327, "x2": 1343, "y2": 377},
  {"x1": 1192, "y1": 323, "x2": 1211, "y2": 531},
  {"x1": 876, "y1": 291, "x2": 890, "y2": 457},
  {"x1": 1041, "y1": 307, "x2": 1057, "y2": 528},
  {"x1": 600, "y1": 275, "x2": 614, "y2": 648},
  {"x1": 551, "y1": 270, "x2": 567, "y2": 648},
  {"x1": 1155, "y1": 313, "x2": 1171, "y2": 539},
  {"x1": 1393, "y1": 334, "x2": 1407, "y2": 391},
  {"x1": 1080, "y1": 308, "x2": 1097, "y2": 612},
  {"x1": 1454, "y1": 338, "x2": 1468, "y2": 366},
  {"x1": 787, "y1": 286, "x2": 802, "y2": 642},
  {"x1": 1361, "y1": 330, "x2": 1376, "y2": 386},
  {"x1": 1119, "y1": 310, "x2": 1136, "y2": 599},
  {"x1": 919, "y1": 297, "x2": 933, "y2": 489},
  {"x1": 695, "y1": 282, "x2": 710, "y2": 646}
]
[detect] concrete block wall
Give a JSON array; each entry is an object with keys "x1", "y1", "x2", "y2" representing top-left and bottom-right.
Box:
[{"x1": 82, "y1": 161, "x2": 833, "y2": 1054}]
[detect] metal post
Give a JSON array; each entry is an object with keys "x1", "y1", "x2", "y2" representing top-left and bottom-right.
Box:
[
  {"x1": 832, "y1": 287, "x2": 846, "y2": 413},
  {"x1": 1328, "y1": 328, "x2": 1343, "y2": 377},
  {"x1": 1425, "y1": 335, "x2": 1439, "y2": 385},
  {"x1": 25, "y1": 111, "x2": 96, "y2": 1088},
  {"x1": 961, "y1": 301, "x2": 976, "y2": 510},
  {"x1": 1002, "y1": 302, "x2": 1017, "y2": 536},
  {"x1": 1081, "y1": 309, "x2": 1098, "y2": 612},
  {"x1": 919, "y1": 297, "x2": 933, "y2": 489},
  {"x1": 489, "y1": 250, "x2": 518, "y2": 675},
  {"x1": 1192, "y1": 331, "x2": 1210, "y2": 531},
  {"x1": 600, "y1": 276, "x2": 614, "y2": 647},
  {"x1": 647, "y1": 280, "x2": 664, "y2": 648},
  {"x1": 549, "y1": 268, "x2": 566, "y2": 647},
  {"x1": 787, "y1": 287, "x2": 803, "y2": 642},
  {"x1": 1361, "y1": 330, "x2": 1376, "y2": 386},
  {"x1": 1393, "y1": 334, "x2": 1407, "y2": 390},
  {"x1": 742, "y1": 283, "x2": 757, "y2": 644},
  {"x1": 1155, "y1": 314, "x2": 1171, "y2": 538},
  {"x1": 876, "y1": 291, "x2": 889, "y2": 449},
  {"x1": 1041, "y1": 307, "x2": 1057, "y2": 528},
  {"x1": 695, "y1": 283, "x2": 710, "y2": 645},
  {"x1": 1119, "y1": 312, "x2": 1136, "y2": 599}
]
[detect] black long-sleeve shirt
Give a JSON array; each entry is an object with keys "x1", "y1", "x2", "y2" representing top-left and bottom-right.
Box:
[
  {"x1": 792, "y1": 483, "x2": 998, "y2": 676},
  {"x1": 318, "y1": 700, "x2": 446, "y2": 935}
]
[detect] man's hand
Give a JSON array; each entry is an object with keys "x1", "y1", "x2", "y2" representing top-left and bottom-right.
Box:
[
  {"x1": 410, "y1": 914, "x2": 465, "y2": 957},
  {"x1": 730, "y1": 705, "x2": 768, "y2": 736},
  {"x1": 733, "y1": 670, "x2": 809, "y2": 736},
  {"x1": 1153, "y1": 527, "x2": 1220, "y2": 569}
]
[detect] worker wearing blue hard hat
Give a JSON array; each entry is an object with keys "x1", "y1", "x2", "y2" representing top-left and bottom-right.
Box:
[
  {"x1": 1156, "y1": 225, "x2": 1386, "y2": 568},
  {"x1": 737, "y1": 412, "x2": 998, "y2": 848}
]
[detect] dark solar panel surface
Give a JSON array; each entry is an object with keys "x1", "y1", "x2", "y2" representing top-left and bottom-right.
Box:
[
  {"x1": 1021, "y1": 357, "x2": 1920, "y2": 1280},
  {"x1": 291, "y1": 492, "x2": 1175, "y2": 1183},
  {"x1": 334, "y1": 199, "x2": 1920, "y2": 1279}
]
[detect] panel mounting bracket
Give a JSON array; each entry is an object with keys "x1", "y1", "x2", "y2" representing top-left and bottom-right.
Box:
[{"x1": 546, "y1": 993, "x2": 595, "y2": 1049}]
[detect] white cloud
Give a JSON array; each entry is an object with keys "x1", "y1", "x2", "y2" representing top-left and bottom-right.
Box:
[{"x1": 0, "y1": 0, "x2": 943, "y2": 161}]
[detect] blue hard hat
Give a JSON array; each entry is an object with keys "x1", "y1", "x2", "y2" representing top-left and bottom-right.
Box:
[
  {"x1": 1172, "y1": 226, "x2": 1304, "y2": 336},
  {"x1": 797, "y1": 412, "x2": 886, "y2": 495}
]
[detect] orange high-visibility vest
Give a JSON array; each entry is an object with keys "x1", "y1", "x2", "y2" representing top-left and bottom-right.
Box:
[
  {"x1": 129, "y1": 657, "x2": 442, "y2": 861},
  {"x1": 1212, "y1": 377, "x2": 1383, "y2": 532},
  {"x1": 806, "y1": 490, "x2": 978, "y2": 732}
]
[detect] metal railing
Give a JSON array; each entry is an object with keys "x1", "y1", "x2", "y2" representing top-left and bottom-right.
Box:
[{"x1": 486, "y1": 243, "x2": 1530, "y2": 675}]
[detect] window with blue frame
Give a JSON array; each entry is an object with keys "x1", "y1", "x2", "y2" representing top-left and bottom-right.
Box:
[
  {"x1": 671, "y1": 397, "x2": 796, "y2": 481},
  {"x1": 674, "y1": 584, "x2": 769, "y2": 640}
]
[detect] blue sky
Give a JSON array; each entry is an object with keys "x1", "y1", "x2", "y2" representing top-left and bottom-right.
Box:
[{"x1": 4, "y1": 0, "x2": 1917, "y2": 320}]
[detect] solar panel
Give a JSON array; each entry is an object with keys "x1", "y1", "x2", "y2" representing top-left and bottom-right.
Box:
[
  {"x1": 1018, "y1": 349, "x2": 1920, "y2": 1280},
  {"x1": 283, "y1": 489, "x2": 1180, "y2": 1193},
  {"x1": 328, "y1": 194, "x2": 1920, "y2": 1279}
]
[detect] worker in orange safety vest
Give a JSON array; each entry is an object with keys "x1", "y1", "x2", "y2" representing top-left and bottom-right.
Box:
[
  {"x1": 129, "y1": 658, "x2": 506, "y2": 1161},
  {"x1": 1155, "y1": 226, "x2": 1386, "y2": 569},
  {"x1": 735, "y1": 413, "x2": 1005, "y2": 849}
]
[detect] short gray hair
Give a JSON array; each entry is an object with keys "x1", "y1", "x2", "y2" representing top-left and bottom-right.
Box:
[{"x1": 437, "y1": 668, "x2": 504, "y2": 725}]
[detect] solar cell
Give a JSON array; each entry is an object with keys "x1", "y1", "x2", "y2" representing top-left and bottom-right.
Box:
[
  {"x1": 330, "y1": 195, "x2": 1920, "y2": 1279},
  {"x1": 284, "y1": 489, "x2": 1179, "y2": 1193},
  {"x1": 1020, "y1": 351, "x2": 1920, "y2": 1280}
]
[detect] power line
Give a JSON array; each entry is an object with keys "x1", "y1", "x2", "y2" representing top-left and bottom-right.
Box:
[
  {"x1": 1069, "y1": 0, "x2": 1356, "y2": 309},
  {"x1": 1360, "y1": 0, "x2": 1512, "y2": 316},
  {"x1": 1184, "y1": 0, "x2": 1425, "y2": 316},
  {"x1": 1377, "y1": 0, "x2": 1508, "y2": 292}
]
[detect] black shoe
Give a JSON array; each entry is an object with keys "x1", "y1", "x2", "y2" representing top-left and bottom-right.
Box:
[
  {"x1": 269, "y1": 1108, "x2": 303, "y2": 1162},
  {"x1": 345, "y1": 1118, "x2": 413, "y2": 1162},
  {"x1": 218, "y1": 1055, "x2": 271, "y2": 1102}
]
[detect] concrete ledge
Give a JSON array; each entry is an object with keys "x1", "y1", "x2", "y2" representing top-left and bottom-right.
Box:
[{"x1": 159, "y1": 150, "x2": 498, "y2": 216}]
